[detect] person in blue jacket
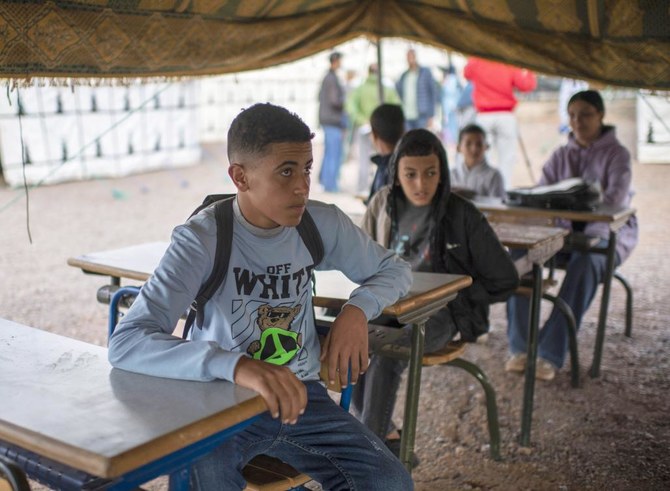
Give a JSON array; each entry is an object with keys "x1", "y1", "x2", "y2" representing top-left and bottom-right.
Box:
[{"x1": 396, "y1": 49, "x2": 437, "y2": 130}]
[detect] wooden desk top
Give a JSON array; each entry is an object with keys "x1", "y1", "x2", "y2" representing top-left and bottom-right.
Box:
[
  {"x1": 0, "y1": 319, "x2": 266, "y2": 479},
  {"x1": 68, "y1": 242, "x2": 472, "y2": 324},
  {"x1": 67, "y1": 241, "x2": 168, "y2": 282},
  {"x1": 476, "y1": 199, "x2": 636, "y2": 229},
  {"x1": 490, "y1": 222, "x2": 568, "y2": 276},
  {"x1": 491, "y1": 222, "x2": 568, "y2": 250},
  {"x1": 313, "y1": 270, "x2": 472, "y2": 321}
]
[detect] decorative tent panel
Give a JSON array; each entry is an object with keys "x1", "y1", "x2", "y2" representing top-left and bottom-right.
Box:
[{"x1": 0, "y1": 0, "x2": 668, "y2": 88}]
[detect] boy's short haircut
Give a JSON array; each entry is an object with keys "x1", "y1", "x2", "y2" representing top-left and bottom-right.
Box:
[
  {"x1": 370, "y1": 104, "x2": 405, "y2": 146},
  {"x1": 458, "y1": 123, "x2": 486, "y2": 144},
  {"x1": 227, "y1": 103, "x2": 313, "y2": 161}
]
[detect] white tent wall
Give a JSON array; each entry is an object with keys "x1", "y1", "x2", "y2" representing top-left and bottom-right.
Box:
[{"x1": 0, "y1": 82, "x2": 201, "y2": 187}]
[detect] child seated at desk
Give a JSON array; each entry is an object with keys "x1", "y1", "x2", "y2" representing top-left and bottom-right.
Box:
[
  {"x1": 108, "y1": 103, "x2": 414, "y2": 490},
  {"x1": 367, "y1": 103, "x2": 405, "y2": 203},
  {"x1": 449, "y1": 123, "x2": 506, "y2": 199},
  {"x1": 352, "y1": 128, "x2": 519, "y2": 460},
  {"x1": 505, "y1": 90, "x2": 639, "y2": 381}
]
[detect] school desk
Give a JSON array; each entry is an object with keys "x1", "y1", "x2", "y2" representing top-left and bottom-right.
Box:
[
  {"x1": 68, "y1": 242, "x2": 472, "y2": 473},
  {"x1": 477, "y1": 200, "x2": 636, "y2": 379},
  {"x1": 0, "y1": 317, "x2": 266, "y2": 491}
]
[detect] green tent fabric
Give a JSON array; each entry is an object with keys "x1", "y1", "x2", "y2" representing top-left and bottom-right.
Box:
[{"x1": 0, "y1": 0, "x2": 668, "y2": 88}]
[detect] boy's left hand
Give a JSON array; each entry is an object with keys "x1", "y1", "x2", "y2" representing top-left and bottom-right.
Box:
[{"x1": 320, "y1": 305, "x2": 369, "y2": 388}]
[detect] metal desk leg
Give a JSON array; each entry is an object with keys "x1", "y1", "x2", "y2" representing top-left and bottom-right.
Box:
[
  {"x1": 590, "y1": 230, "x2": 617, "y2": 378},
  {"x1": 520, "y1": 263, "x2": 542, "y2": 446},
  {"x1": 399, "y1": 320, "x2": 426, "y2": 473}
]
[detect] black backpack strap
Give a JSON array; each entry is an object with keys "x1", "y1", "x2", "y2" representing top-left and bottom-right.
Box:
[
  {"x1": 296, "y1": 209, "x2": 324, "y2": 266},
  {"x1": 297, "y1": 209, "x2": 324, "y2": 325},
  {"x1": 183, "y1": 196, "x2": 234, "y2": 339},
  {"x1": 189, "y1": 193, "x2": 235, "y2": 220}
]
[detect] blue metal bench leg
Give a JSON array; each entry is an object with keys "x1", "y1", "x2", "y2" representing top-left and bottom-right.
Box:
[
  {"x1": 109, "y1": 286, "x2": 141, "y2": 337},
  {"x1": 445, "y1": 358, "x2": 501, "y2": 461},
  {"x1": 0, "y1": 456, "x2": 31, "y2": 491},
  {"x1": 614, "y1": 272, "x2": 633, "y2": 338}
]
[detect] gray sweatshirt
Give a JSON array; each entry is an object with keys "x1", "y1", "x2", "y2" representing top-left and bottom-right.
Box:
[{"x1": 108, "y1": 198, "x2": 411, "y2": 383}]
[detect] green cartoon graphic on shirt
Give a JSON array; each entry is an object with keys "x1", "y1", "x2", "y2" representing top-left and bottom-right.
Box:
[{"x1": 246, "y1": 304, "x2": 302, "y2": 365}]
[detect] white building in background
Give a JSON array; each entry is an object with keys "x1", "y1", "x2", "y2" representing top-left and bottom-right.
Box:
[
  {"x1": 0, "y1": 37, "x2": 460, "y2": 187},
  {"x1": 636, "y1": 91, "x2": 670, "y2": 164}
]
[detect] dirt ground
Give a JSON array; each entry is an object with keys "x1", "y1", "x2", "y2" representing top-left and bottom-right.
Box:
[{"x1": 1, "y1": 98, "x2": 669, "y2": 490}]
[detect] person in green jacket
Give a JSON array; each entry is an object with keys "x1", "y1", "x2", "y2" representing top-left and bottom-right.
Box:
[{"x1": 346, "y1": 63, "x2": 401, "y2": 196}]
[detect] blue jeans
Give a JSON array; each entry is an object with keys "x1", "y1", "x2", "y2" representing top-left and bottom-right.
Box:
[
  {"x1": 190, "y1": 381, "x2": 413, "y2": 490},
  {"x1": 506, "y1": 240, "x2": 620, "y2": 368},
  {"x1": 351, "y1": 311, "x2": 457, "y2": 438},
  {"x1": 320, "y1": 125, "x2": 344, "y2": 192}
]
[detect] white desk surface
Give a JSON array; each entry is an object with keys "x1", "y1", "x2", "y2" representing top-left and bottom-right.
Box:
[{"x1": 0, "y1": 318, "x2": 265, "y2": 478}]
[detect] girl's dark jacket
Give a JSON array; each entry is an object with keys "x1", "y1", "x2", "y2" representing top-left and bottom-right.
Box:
[{"x1": 363, "y1": 186, "x2": 519, "y2": 341}]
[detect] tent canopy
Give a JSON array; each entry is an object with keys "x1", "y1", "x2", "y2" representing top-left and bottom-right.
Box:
[{"x1": 1, "y1": 0, "x2": 668, "y2": 89}]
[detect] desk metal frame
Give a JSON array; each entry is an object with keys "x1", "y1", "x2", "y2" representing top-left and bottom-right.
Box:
[
  {"x1": 480, "y1": 203, "x2": 636, "y2": 379},
  {"x1": 490, "y1": 222, "x2": 568, "y2": 446}
]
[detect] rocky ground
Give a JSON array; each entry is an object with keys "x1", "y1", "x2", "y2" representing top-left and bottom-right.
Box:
[{"x1": 1, "y1": 98, "x2": 668, "y2": 490}]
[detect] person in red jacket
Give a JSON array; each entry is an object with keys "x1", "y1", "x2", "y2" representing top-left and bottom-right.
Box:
[{"x1": 464, "y1": 57, "x2": 536, "y2": 190}]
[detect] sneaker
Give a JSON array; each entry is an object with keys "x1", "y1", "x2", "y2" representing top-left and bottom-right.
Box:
[
  {"x1": 505, "y1": 353, "x2": 527, "y2": 373},
  {"x1": 535, "y1": 358, "x2": 557, "y2": 381}
]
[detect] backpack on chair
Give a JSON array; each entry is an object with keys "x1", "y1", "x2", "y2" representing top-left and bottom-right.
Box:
[{"x1": 182, "y1": 194, "x2": 324, "y2": 339}]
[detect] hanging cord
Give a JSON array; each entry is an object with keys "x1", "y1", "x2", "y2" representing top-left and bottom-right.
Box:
[
  {"x1": 0, "y1": 83, "x2": 173, "y2": 215},
  {"x1": 17, "y1": 86, "x2": 33, "y2": 243}
]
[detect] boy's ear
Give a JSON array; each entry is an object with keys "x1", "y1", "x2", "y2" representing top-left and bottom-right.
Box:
[{"x1": 228, "y1": 164, "x2": 249, "y2": 191}]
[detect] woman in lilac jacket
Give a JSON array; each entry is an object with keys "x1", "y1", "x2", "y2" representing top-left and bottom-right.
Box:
[{"x1": 505, "y1": 90, "x2": 638, "y2": 381}]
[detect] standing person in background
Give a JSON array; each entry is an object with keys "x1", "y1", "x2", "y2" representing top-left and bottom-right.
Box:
[
  {"x1": 318, "y1": 51, "x2": 346, "y2": 192},
  {"x1": 464, "y1": 57, "x2": 536, "y2": 190},
  {"x1": 505, "y1": 90, "x2": 638, "y2": 382},
  {"x1": 346, "y1": 63, "x2": 401, "y2": 196},
  {"x1": 439, "y1": 64, "x2": 462, "y2": 148},
  {"x1": 456, "y1": 81, "x2": 476, "y2": 129},
  {"x1": 343, "y1": 68, "x2": 360, "y2": 162},
  {"x1": 396, "y1": 49, "x2": 437, "y2": 131}
]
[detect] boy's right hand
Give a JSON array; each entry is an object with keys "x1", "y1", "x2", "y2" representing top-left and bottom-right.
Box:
[{"x1": 233, "y1": 357, "x2": 307, "y2": 424}]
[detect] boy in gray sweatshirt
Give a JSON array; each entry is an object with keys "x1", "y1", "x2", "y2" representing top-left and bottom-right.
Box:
[{"x1": 108, "y1": 103, "x2": 413, "y2": 490}]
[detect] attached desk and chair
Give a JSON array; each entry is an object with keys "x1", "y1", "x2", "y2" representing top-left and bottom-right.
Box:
[
  {"x1": 67, "y1": 242, "x2": 473, "y2": 475},
  {"x1": 478, "y1": 201, "x2": 637, "y2": 380},
  {"x1": 0, "y1": 318, "x2": 267, "y2": 491},
  {"x1": 65, "y1": 219, "x2": 570, "y2": 456}
]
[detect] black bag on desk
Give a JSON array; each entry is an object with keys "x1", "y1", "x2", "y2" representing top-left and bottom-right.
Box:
[{"x1": 505, "y1": 178, "x2": 601, "y2": 211}]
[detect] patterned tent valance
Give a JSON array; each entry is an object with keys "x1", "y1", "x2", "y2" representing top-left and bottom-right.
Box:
[{"x1": 0, "y1": 0, "x2": 668, "y2": 89}]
